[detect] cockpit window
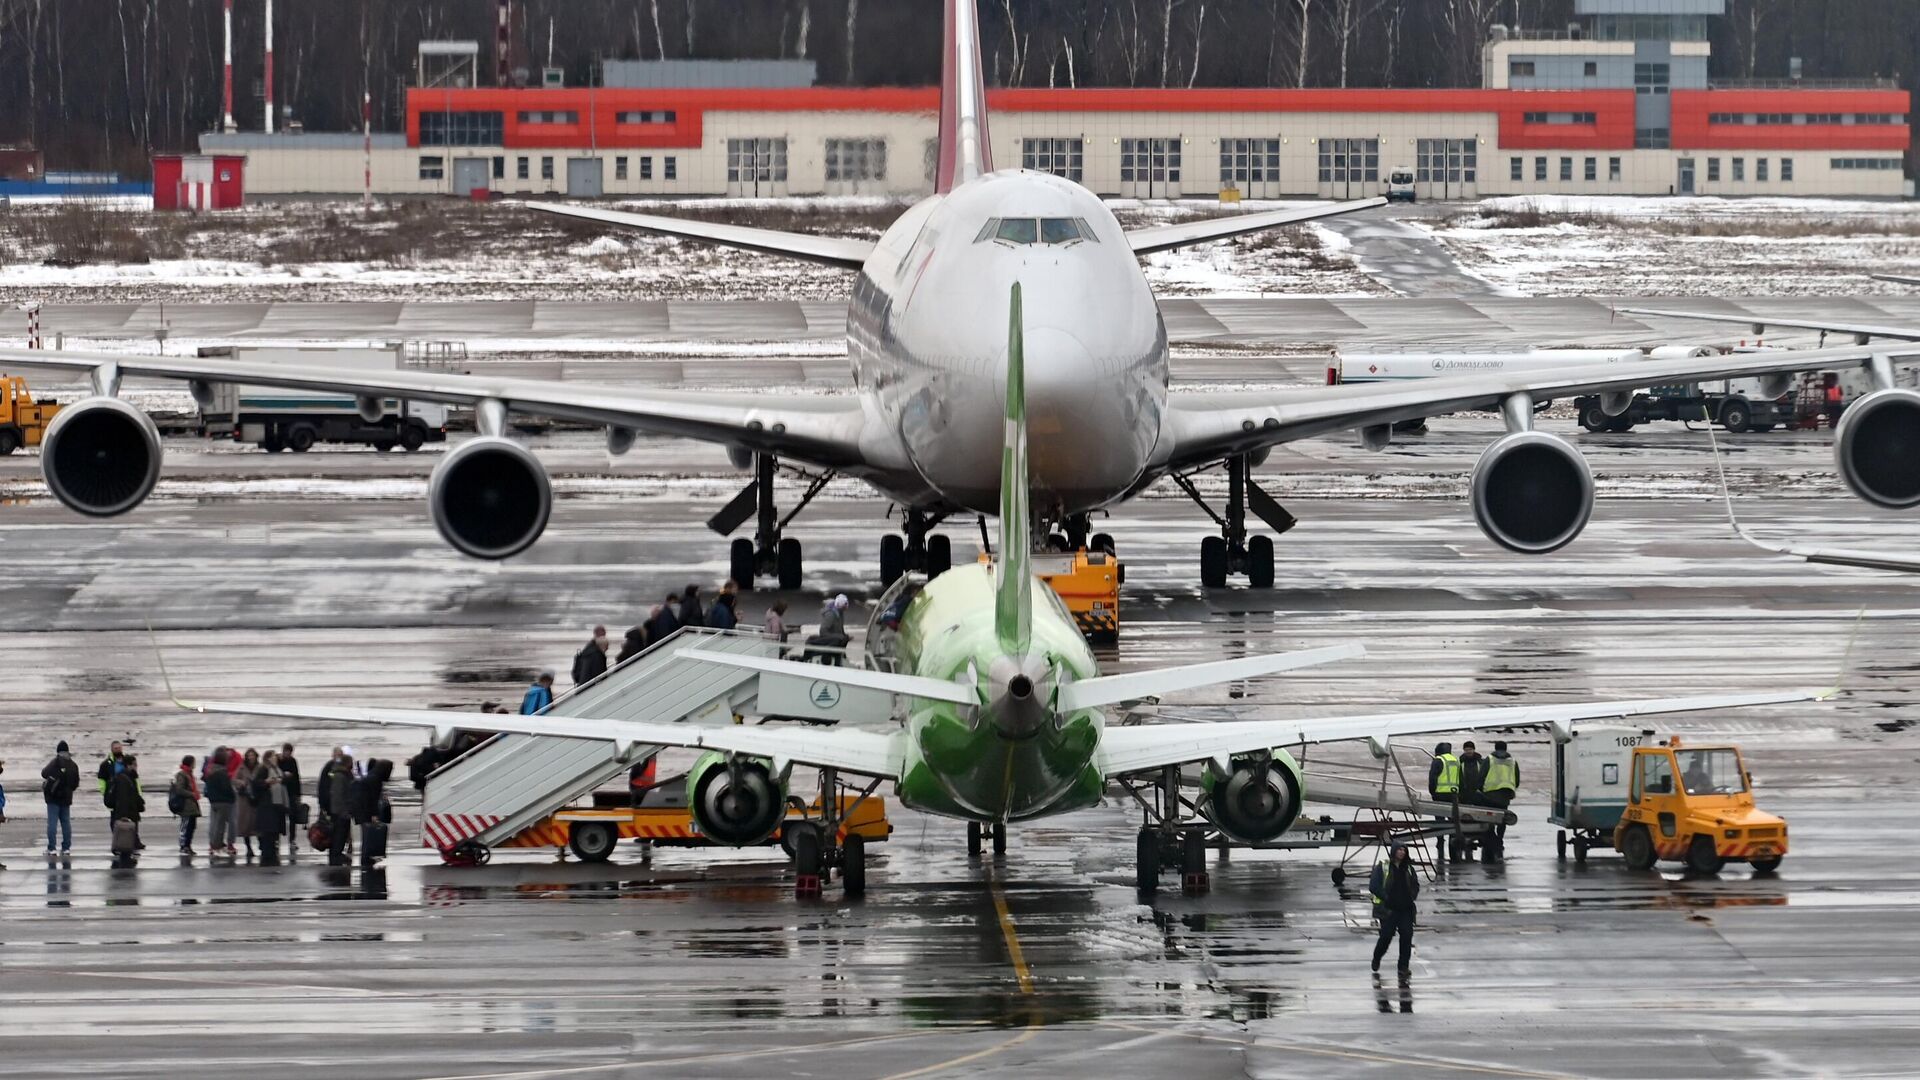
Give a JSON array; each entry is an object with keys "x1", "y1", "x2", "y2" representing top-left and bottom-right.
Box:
[{"x1": 977, "y1": 217, "x2": 1096, "y2": 246}]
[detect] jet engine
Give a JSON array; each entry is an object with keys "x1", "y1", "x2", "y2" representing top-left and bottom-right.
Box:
[
  {"x1": 1200, "y1": 751, "x2": 1303, "y2": 844},
  {"x1": 40, "y1": 396, "x2": 162, "y2": 517},
  {"x1": 427, "y1": 436, "x2": 552, "y2": 559},
  {"x1": 1836, "y1": 388, "x2": 1920, "y2": 509},
  {"x1": 687, "y1": 751, "x2": 789, "y2": 846},
  {"x1": 1470, "y1": 431, "x2": 1594, "y2": 554}
]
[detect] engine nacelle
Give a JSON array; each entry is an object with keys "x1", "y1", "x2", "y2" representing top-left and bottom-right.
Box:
[
  {"x1": 427, "y1": 436, "x2": 552, "y2": 559},
  {"x1": 40, "y1": 396, "x2": 162, "y2": 517},
  {"x1": 1470, "y1": 431, "x2": 1594, "y2": 554},
  {"x1": 1201, "y1": 751, "x2": 1304, "y2": 844},
  {"x1": 687, "y1": 751, "x2": 788, "y2": 847},
  {"x1": 1836, "y1": 388, "x2": 1920, "y2": 509}
]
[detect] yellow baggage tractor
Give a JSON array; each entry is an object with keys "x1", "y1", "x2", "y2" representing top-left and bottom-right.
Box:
[{"x1": 981, "y1": 547, "x2": 1121, "y2": 644}]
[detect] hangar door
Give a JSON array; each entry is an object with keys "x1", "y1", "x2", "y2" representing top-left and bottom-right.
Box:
[
  {"x1": 566, "y1": 157, "x2": 603, "y2": 198},
  {"x1": 452, "y1": 158, "x2": 490, "y2": 197}
]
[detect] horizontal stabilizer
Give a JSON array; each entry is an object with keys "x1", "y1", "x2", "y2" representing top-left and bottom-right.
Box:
[
  {"x1": 679, "y1": 647, "x2": 979, "y2": 706},
  {"x1": 1057, "y1": 643, "x2": 1365, "y2": 712},
  {"x1": 1125, "y1": 197, "x2": 1383, "y2": 255}
]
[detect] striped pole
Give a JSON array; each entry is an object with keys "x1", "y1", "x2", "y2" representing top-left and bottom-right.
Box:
[
  {"x1": 263, "y1": 0, "x2": 274, "y2": 134},
  {"x1": 26, "y1": 303, "x2": 41, "y2": 349},
  {"x1": 362, "y1": 90, "x2": 373, "y2": 206},
  {"x1": 221, "y1": 0, "x2": 236, "y2": 132}
]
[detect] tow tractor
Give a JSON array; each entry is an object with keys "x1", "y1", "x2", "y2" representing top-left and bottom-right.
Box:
[
  {"x1": 970, "y1": 547, "x2": 1121, "y2": 644},
  {"x1": 0, "y1": 375, "x2": 62, "y2": 455},
  {"x1": 1551, "y1": 725, "x2": 1786, "y2": 873}
]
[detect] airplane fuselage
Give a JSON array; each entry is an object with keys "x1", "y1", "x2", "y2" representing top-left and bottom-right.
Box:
[{"x1": 848, "y1": 170, "x2": 1170, "y2": 522}]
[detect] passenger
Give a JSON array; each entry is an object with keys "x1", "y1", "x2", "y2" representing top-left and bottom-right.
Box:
[
  {"x1": 1482, "y1": 741, "x2": 1520, "y2": 853},
  {"x1": 679, "y1": 584, "x2": 706, "y2": 628},
  {"x1": 170, "y1": 755, "x2": 201, "y2": 855},
  {"x1": 315, "y1": 746, "x2": 345, "y2": 819},
  {"x1": 40, "y1": 740, "x2": 81, "y2": 855},
  {"x1": 1459, "y1": 741, "x2": 1487, "y2": 805},
  {"x1": 521, "y1": 671, "x2": 556, "y2": 715},
  {"x1": 707, "y1": 590, "x2": 739, "y2": 631},
  {"x1": 647, "y1": 595, "x2": 681, "y2": 643},
  {"x1": 1369, "y1": 843, "x2": 1421, "y2": 975},
  {"x1": 279, "y1": 743, "x2": 302, "y2": 853},
  {"x1": 1427, "y1": 742, "x2": 1460, "y2": 804},
  {"x1": 255, "y1": 751, "x2": 288, "y2": 865},
  {"x1": 807, "y1": 595, "x2": 853, "y2": 665},
  {"x1": 326, "y1": 754, "x2": 355, "y2": 866},
  {"x1": 407, "y1": 743, "x2": 442, "y2": 792},
  {"x1": 205, "y1": 748, "x2": 238, "y2": 856},
  {"x1": 617, "y1": 624, "x2": 650, "y2": 663},
  {"x1": 763, "y1": 600, "x2": 790, "y2": 644},
  {"x1": 0, "y1": 758, "x2": 6, "y2": 826},
  {"x1": 233, "y1": 748, "x2": 261, "y2": 858},
  {"x1": 107, "y1": 755, "x2": 145, "y2": 855},
  {"x1": 572, "y1": 625, "x2": 610, "y2": 687},
  {"x1": 96, "y1": 740, "x2": 129, "y2": 800}
]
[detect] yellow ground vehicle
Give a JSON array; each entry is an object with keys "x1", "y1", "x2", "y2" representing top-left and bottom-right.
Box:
[
  {"x1": 0, "y1": 376, "x2": 62, "y2": 455},
  {"x1": 1613, "y1": 737, "x2": 1787, "y2": 874},
  {"x1": 504, "y1": 785, "x2": 893, "y2": 864},
  {"x1": 981, "y1": 548, "x2": 1121, "y2": 644}
]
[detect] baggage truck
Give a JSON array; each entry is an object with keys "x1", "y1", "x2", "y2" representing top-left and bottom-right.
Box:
[{"x1": 195, "y1": 344, "x2": 449, "y2": 452}]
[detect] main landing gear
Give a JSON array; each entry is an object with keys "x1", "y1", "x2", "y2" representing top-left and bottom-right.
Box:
[
  {"x1": 879, "y1": 508, "x2": 953, "y2": 588},
  {"x1": 966, "y1": 821, "x2": 1010, "y2": 857},
  {"x1": 711, "y1": 453, "x2": 834, "y2": 591},
  {"x1": 1123, "y1": 765, "x2": 1216, "y2": 895},
  {"x1": 787, "y1": 766, "x2": 880, "y2": 898},
  {"x1": 1171, "y1": 453, "x2": 1296, "y2": 588}
]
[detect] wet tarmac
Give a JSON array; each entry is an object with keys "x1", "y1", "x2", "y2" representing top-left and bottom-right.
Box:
[{"x1": 3, "y1": 419, "x2": 1919, "y2": 1077}]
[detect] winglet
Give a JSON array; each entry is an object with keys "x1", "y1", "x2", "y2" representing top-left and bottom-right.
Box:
[{"x1": 996, "y1": 283, "x2": 1032, "y2": 655}]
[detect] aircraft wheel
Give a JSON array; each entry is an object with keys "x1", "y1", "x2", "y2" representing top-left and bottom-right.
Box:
[
  {"x1": 1182, "y1": 829, "x2": 1207, "y2": 887},
  {"x1": 992, "y1": 824, "x2": 1008, "y2": 856},
  {"x1": 1247, "y1": 535, "x2": 1276, "y2": 588},
  {"x1": 777, "y1": 538, "x2": 803, "y2": 591},
  {"x1": 791, "y1": 822, "x2": 823, "y2": 876},
  {"x1": 1200, "y1": 536, "x2": 1228, "y2": 588},
  {"x1": 879, "y1": 534, "x2": 905, "y2": 586},
  {"x1": 730, "y1": 538, "x2": 757, "y2": 592},
  {"x1": 842, "y1": 833, "x2": 867, "y2": 896},
  {"x1": 1621, "y1": 826, "x2": 1655, "y2": 871},
  {"x1": 1686, "y1": 835, "x2": 1725, "y2": 875},
  {"x1": 926, "y1": 533, "x2": 952, "y2": 578},
  {"x1": 1136, "y1": 828, "x2": 1159, "y2": 894},
  {"x1": 567, "y1": 822, "x2": 618, "y2": 863},
  {"x1": 967, "y1": 821, "x2": 983, "y2": 857}
]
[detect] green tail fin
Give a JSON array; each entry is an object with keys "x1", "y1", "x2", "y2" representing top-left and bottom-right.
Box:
[{"x1": 995, "y1": 283, "x2": 1032, "y2": 655}]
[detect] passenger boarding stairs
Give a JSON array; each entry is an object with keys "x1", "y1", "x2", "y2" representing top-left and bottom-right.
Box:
[{"x1": 419, "y1": 627, "x2": 784, "y2": 853}]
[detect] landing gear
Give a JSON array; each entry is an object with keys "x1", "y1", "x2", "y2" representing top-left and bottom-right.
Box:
[
  {"x1": 1173, "y1": 453, "x2": 1296, "y2": 588},
  {"x1": 1125, "y1": 764, "x2": 1214, "y2": 896},
  {"x1": 879, "y1": 509, "x2": 952, "y2": 587},
  {"x1": 787, "y1": 765, "x2": 881, "y2": 899},
  {"x1": 708, "y1": 453, "x2": 832, "y2": 591},
  {"x1": 966, "y1": 821, "x2": 1008, "y2": 857}
]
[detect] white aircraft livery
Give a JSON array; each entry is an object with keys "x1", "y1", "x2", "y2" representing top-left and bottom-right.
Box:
[{"x1": 4, "y1": 0, "x2": 1918, "y2": 589}]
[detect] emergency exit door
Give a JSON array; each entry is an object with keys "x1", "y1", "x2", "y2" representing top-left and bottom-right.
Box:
[{"x1": 726, "y1": 138, "x2": 789, "y2": 197}]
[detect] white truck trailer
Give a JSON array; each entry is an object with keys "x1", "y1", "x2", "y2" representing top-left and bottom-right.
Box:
[{"x1": 195, "y1": 345, "x2": 449, "y2": 452}]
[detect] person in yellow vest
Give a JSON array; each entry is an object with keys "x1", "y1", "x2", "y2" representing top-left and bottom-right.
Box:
[
  {"x1": 1427, "y1": 742, "x2": 1461, "y2": 804},
  {"x1": 1481, "y1": 740, "x2": 1520, "y2": 857}
]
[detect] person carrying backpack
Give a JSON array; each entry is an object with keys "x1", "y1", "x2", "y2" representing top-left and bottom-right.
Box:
[
  {"x1": 169, "y1": 756, "x2": 201, "y2": 854},
  {"x1": 40, "y1": 741, "x2": 80, "y2": 854},
  {"x1": 571, "y1": 626, "x2": 609, "y2": 686}
]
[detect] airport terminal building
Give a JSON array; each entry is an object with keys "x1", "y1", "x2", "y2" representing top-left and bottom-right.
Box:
[{"x1": 203, "y1": 0, "x2": 1911, "y2": 201}]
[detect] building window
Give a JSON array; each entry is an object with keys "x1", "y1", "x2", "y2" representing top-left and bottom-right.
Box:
[
  {"x1": 1560, "y1": 157, "x2": 1572, "y2": 182},
  {"x1": 641, "y1": 156, "x2": 653, "y2": 180},
  {"x1": 540, "y1": 156, "x2": 554, "y2": 180},
  {"x1": 1510, "y1": 61, "x2": 1535, "y2": 78},
  {"x1": 616, "y1": 110, "x2": 676, "y2": 124},
  {"x1": 1781, "y1": 158, "x2": 1794, "y2": 181},
  {"x1": 1584, "y1": 157, "x2": 1597, "y2": 181},
  {"x1": 1534, "y1": 156, "x2": 1547, "y2": 181},
  {"x1": 1634, "y1": 128, "x2": 1669, "y2": 149},
  {"x1": 825, "y1": 138, "x2": 888, "y2": 182},
  {"x1": 1024, "y1": 137, "x2": 1087, "y2": 182},
  {"x1": 726, "y1": 139, "x2": 788, "y2": 182},
  {"x1": 418, "y1": 155, "x2": 444, "y2": 180},
  {"x1": 1732, "y1": 157, "x2": 1745, "y2": 181},
  {"x1": 1124, "y1": 138, "x2": 1185, "y2": 184},
  {"x1": 1633, "y1": 63, "x2": 1669, "y2": 95},
  {"x1": 1757, "y1": 158, "x2": 1769, "y2": 182},
  {"x1": 419, "y1": 111, "x2": 504, "y2": 146},
  {"x1": 1524, "y1": 112, "x2": 1546, "y2": 124},
  {"x1": 615, "y1": 156, "x2": 628, "y2": 180},
  {"x1": 1708, "y1": 158, "x2": 1721, "y2": 182},
  {"x1": 1832, "y1": 157, "x2": 1903, "y2": 170},
  {"x1": 1584, "y1": 61, "x2": 1598, "y2": 77},
  {"x1": 665, "y1": 157, "x2": 677, "y2": 180},
  {"x1": 1524, "y1": 112, "x2": 1596, "y2": 125},
  {"x1": 1608, "y1": 157, "x2": 1622, "y2": 181},
  {"x1": 492, "y1": 156, "x2": 505, "y2": 179},
  {"x1": 1219, "y1": 138, "x2": 1280, "y2": 185},
  {"x1": 516, "y1": 110, "x2": 579, "y2": 124},
  {"x1": 1510, "y1": 157, "x2": 1524, "y2": 182},
  {"x1": 517, "y1": 156, "x2": 529, "y2": 180},
  {"x1": 1415, "y1": 139, "x2": 1472, "y2": 184}
]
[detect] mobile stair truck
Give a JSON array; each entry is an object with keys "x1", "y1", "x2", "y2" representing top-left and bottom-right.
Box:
[{"x1": 194, "y1": 344, "x2": 449, "y2": 452}]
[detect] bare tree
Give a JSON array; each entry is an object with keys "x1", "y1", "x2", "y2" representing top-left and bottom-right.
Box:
[
  {"x1": 1291, "y1": 0, "x2": 1313, "y2": 87},
  {"x1": 1332, "y1": 0, "x2": 1382, "y2": 87},
  {"x1": 1187, "y1": 3, "x2": 1207, "y2": 86},
  {"x1": 844, "y1": 0, "x2": 857, "y2": 80}
]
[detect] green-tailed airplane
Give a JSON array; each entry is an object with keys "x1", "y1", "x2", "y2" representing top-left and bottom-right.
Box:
[{"x1": 183, "y1": 283, "x2": 1824, "y2": 892}]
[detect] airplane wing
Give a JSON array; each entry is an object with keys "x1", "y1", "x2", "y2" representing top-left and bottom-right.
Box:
[
  {"x1": 1158, "y1": 340, "x2": 1904, "y2": 469},
  {"x1": 0, "y1": 345, "x2": 880, "y2": 470},
  {"x1": 1704, "y1": 421, "x2": 1920, "y2": 573},
  {"x1": 180, "y1": 699, "x2": 905, "y2": 779},
  {"x1": 1095, "y1": 688, "x2": 1825, "y2": 778},
  {"x1": 1871, "y1": 274, "x2": 1920, "y2": 288},
  {"x1": 1616, "y1": 305, "x2": 1920, "y2": 344},
  {"x1": 1124, "y1": 197, "x2": 1384, "y2": 256},
  {"x1": 1057, "y1": 643, "x2": 1365, "y2": 712},
  {"x1": 528, "y1": 202, "x2": 876, "y2": 270}
]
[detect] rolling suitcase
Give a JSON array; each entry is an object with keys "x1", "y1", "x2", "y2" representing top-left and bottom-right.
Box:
[
  {"x1": 111, "y1": 818, "x2": 138, "y2": 858},
  {"x1": 361, "y1": 821, "x2": 388, "y2": 862}
]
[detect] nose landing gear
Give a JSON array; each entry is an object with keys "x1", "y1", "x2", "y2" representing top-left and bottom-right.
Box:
[{"x1": 1173, "y1": 454, "x2": 1294, "y2": 588}]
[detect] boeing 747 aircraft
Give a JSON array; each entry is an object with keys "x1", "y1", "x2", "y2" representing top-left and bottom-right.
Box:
[{"x1": 5, "y1": 0, "x2": 1918, "y2": 588}]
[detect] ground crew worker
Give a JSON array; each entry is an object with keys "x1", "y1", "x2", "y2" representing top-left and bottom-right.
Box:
[
  {"x1": 1459, "y1": 740, "x2": 1487, "y2": 804},
  {"x1": 1823, "y1": 373, "x2": 1844, "y2": 427},
  {"x1": 1369, "y1": 843, "x2": 1420, "y2": 975},
  {"x1": 1427, "y1": 742, "x2": 1460, "y2": 803},
  {"x1": 1482, "y1": 741, "x2": 1520, "y2": 854}
]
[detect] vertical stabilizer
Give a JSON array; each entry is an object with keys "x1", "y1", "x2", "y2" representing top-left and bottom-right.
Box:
[
  {"x1": 935, "y1": 0, "x2": 994, "y2": 193},
  {"x1": 996, "y1": 283, "x2": 1032, "y2": 655}
]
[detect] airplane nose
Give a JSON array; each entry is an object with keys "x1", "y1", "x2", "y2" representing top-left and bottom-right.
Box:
[{"x1": 1023, "y1": 327, "x2": 1147, "y2": 508}]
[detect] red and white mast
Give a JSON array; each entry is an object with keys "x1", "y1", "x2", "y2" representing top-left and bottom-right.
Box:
[
  {"x1": 263, "y1": 0, "x2": 275, "y2": 133},
  {"x1": 221, "y1": 0, "x2": 237, "y2": 132}
]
